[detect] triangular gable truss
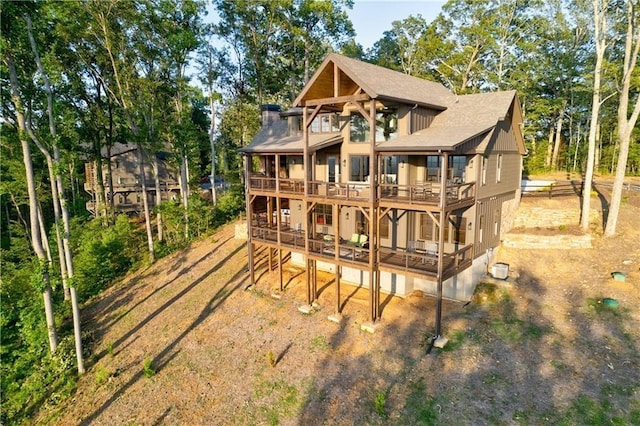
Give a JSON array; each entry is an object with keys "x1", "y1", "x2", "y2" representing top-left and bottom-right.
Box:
[{"x1": 294, "y1": 55, "x2": 372, "y2": 111}]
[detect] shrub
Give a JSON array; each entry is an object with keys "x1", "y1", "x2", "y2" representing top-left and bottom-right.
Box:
[{"x1": 73, "y1": 215, "x2": 141, "y2": 301}]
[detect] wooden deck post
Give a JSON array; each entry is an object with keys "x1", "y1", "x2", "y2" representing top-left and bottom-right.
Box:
[
  {"x1": 244, "y1": 154, "x2": 255, "y2": 287},
  {"x1": 276, "y1": 196, "x2": 283, "y2": 291},
  {"x1": 435, "y1": 152, "x2": 448, "y2": 338}
]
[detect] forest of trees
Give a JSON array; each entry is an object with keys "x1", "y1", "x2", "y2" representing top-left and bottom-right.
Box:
[{"x1": 0, "y1": 0, "x2": 638, "y2": 424}]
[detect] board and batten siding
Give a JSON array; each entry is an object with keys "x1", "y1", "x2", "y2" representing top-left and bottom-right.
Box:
[
  {"x1": 474, "y1": 192, "x2": 515, "y2": 259},
  {"x1": 475, "y1": 120, "x2": 522, "y2": 200},
  {"x1": 411, "y1": 107, "x2": 438, "y2": 133}
]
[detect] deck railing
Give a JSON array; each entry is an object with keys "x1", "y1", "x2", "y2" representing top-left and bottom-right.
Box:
[{"x1": 249, "y1": 176, "x2": 474, "y2": 206}]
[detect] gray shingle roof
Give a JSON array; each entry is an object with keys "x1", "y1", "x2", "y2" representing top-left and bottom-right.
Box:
[
  {"x1": 377, "y1": 90, "x2": 518, "y2": 152},
  {"x1": 295, "y1": 53, "x2": 456, "y2": 110},
  {"x1": 240, "y1": 119, "x2": 342, "y2": 153}
]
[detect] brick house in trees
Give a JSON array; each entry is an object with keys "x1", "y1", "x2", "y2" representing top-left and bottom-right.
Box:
[{"x1": 241, "y1": 54, "x2": 525, "y2": 328}]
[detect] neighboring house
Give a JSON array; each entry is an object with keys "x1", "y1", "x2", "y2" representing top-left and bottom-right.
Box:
[
  {"x1": 240, "y1": 53, "x2": 525, "y2": 325},
  {"x1": 84, "y1": 143, "x2": 180, "y2": 215}
]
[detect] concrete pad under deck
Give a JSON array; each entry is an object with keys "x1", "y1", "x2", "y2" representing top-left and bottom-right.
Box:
[
  {"x1": 360, "y1": 322, "x2": 380, "y2": 333},
  {"x1": 298, "y1": 304, "x2": 314, "y2": 314},
  {"x1": 327, "y1": 313, "x2": 343, "y2": 324}
]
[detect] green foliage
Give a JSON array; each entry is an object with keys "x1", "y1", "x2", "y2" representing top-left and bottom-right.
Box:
[
  {"x1": 266, "y1": 351, "x2": 276, "y2": 367},
  {"x1": 73, "y1": 215, "x2": 142, "y2": 301},
  {"x1": 155, "y1": 186, "x2": 245, "y2": 258},
  {"x1": 143, "y1": 357, "x2": 156, "y2": 378},
  {"x1": 402, "y1": 379, "x2": 439, "y2": 425},
  {"x1": 94, "y1": 365, "x2": 111, "y2": 386},
  {"x1": 1, "y1": 336, "x2": 78, "y2": 426},
  {"x1": 374, "y1": 391, "x2": 387, "y2": 418}
]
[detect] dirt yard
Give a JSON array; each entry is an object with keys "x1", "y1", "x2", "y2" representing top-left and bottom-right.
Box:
[{"x1": 38, "y1": 187, "x2": 640, "y2": 425}]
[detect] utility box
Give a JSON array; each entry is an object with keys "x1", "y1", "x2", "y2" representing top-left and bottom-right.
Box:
[{"x1": 491, "y1": 263, "x2": 509, "y2": 280}]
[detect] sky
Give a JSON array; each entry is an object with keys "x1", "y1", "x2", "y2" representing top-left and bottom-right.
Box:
[{"x1": 347, "y1": 0, "x2": 446, "y2": 51}]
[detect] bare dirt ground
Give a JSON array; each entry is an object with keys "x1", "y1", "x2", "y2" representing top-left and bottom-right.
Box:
[{"x1": 39, "y1": 186, "x2": 640, "y2": 425}]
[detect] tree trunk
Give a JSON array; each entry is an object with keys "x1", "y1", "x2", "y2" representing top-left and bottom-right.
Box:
[
  {"x1": 138, "y1": 145, "x2": 155, "y2": 262},
  {"x1": 209, "y1": 89, "x2": 217, "y2": 205},
  {"x1": 25, "y1": 13, "x2": 84, "y2": 371},
  {"x1": 604, "y1": 0, "x2": 640, "y2": 237},
  {"x1": 545, "y1": 124, "x2": 554, "y2": 168},
  {"x1": 582, "y1": 0, "x2": 609, "y2": 231},
  {"x1": 551, "y1": 104, "x2": 566, "y2": 169},
  {"x1": 153, "y1": 156, "x2": 163, "y2": 242},
  {"x1": 37, "y1": 203, "x2": 52, "y2": 264},
  {"x1": 28, "y1": 129, "x2": 70, "y2": 299},
  {"x1": 7, "y1": 52, "x2": 58, "y2": 352}
]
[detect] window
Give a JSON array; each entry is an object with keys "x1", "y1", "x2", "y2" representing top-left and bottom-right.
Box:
[
  {"x1": 479, "y1": 215, "x2": 484, "y2": 243},
  {"x1": 380, "y1": 216, "x2": 390, "y2": 239},
  {"x1": 382, "y1": 156, "x2": 398, "y2": 183},
  {"x1": 349, "y1": 155, "x2": 370, "y2": 182},
  {"x1": 450, "y1": 156, "x2": 466, "y2": 181},
  {"x1": 355, "y1": 210, "x2": 368, "y2": 235},
  {"x1": 451, "y1": 216, "x2": 467, "y2": 244},
  {"x1": 496, "y1": 154, "x2": 503, "y2": 183},
  {"x1": 494, "y1": 209, "x2": 499, "y2": 236},
  {"x1": 481, "y1": 157, "x2": 487, "y2": 186},
  {"x1": 426, "y1": 156, "x2": 441, "y2": 181},
  {"x1": 420, "y1": 213, "x2": 466, "y2": 243},
  {"x1": 310, "y1": 113, "x2": 340, "y2": 134},
  {"x1": 420, "y1": 214, "x2": 435, "y2": 240},
  {"x1": 350, "y1": 113, "x2": 369, "y2": 142},
  {"x1": 315, "y1": 204, "x2": 332, "y2": 225},
  {"x1": 350, "y1": 108, "x2": 398, "y2": 142}
]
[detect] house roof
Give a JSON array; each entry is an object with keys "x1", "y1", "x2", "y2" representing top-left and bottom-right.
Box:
[
  {"x1": 294, "y1": 53, "x2": 455, "y2": 110},
  {"x1": 240, "y1": 119, "x2": 342, "y2": 154},
  {"x1": 244, "y1": 55, "x2": 526, "y2": 155},
  {"x1": 377, "y1": 90, "x2": 523, "y2": 152}
]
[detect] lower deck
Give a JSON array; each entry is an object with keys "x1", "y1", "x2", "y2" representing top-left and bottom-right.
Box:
[{"x1": 250, "y1": 224, "x2": 474, "y2": 286}]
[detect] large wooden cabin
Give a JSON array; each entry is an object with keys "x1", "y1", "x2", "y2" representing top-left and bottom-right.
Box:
[{"x1": 241, "y1": 54, "x2": 525, "y2": 328}]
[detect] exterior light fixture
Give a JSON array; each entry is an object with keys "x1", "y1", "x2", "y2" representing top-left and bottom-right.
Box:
[
  {"x1": 298, "y1": 204, "x2": 301, "y2": 211},
  {"x1": 468, "y1": 222, "x2": 472, "y2": 230},
  {"x1": 342, "y1": 159, "x2": 346, "y2": 167},
  {"x1": 345, "y1": 212, "x2": 349, "y2": 220}
]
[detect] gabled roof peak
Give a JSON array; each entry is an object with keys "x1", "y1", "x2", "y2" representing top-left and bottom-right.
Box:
[{"x1": 294, "y1": 53, "x2": 455, "y2": 110}]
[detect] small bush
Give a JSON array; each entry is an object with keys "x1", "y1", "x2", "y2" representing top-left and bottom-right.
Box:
[
  {"x1": 94, "y1": 366, "x2": 111, "y2": 386},
  {"x1": 374, "y1": 391, "x2": 386, "y2": 418},
  {"x1": 73, "y1": 215, "x2": 142, "y2": 301},
  {"x1": 143, "y1": 357, "x2": 156, "y2": 378},
  {"x1": 266, "y1": 351, "x2": 276, "y2": 367}
]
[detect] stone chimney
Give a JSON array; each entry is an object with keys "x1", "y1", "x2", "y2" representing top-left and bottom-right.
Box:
[{"x1": 260, "y1": 104, "x2": 281, "y2": 127}]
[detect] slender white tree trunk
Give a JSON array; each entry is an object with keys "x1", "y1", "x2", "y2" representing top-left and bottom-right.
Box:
[
  {"x1": 153, "y1": 157, "x2": 163, "y2": 242},
  {"x1": 604, "y1": 0, "x2": 640, "y2": 236},
  {"x1": 138, "y1": 145, "x2": 156, "y2": 261},
  {"x1": 582, "y1": 0, "x2": 609, "y2": 231},
  {"x1": 26, "y1": 13, "x2": 84, "y2": 371},
  {"x1": 7, "y1": 53, "x2": 58, "y2": 352}
]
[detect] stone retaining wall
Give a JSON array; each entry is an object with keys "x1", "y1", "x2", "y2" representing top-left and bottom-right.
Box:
[{"x1": 502, "y1": 233, "x2": 592, "y2": 249}]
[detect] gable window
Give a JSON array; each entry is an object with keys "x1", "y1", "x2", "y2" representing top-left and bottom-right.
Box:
[
  {"x1": 349, "y1": 155, "x2": 369, "y2": 182},
  {"x1": 496, "y1": 154, "x2": 503, "y2": 183},
  {"x1": 311, "y1": 113, "x2": 340, "y2": 134},
  {"x1": 350, "y1": 108, "x2": 398, "y2": 142}
]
